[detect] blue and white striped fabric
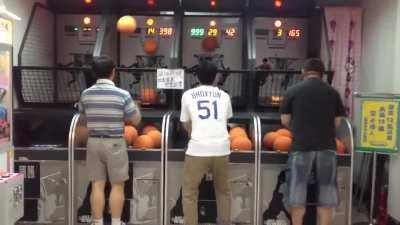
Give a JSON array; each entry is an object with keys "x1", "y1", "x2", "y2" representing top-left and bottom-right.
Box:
[{"x1": 79, "y1": 79, "x2": 138, "y2": 137}]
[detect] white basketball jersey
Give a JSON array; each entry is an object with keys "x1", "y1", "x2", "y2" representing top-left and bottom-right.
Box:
[{"x1": 180, "y1": 85, "x2": 233, "y2": 156}]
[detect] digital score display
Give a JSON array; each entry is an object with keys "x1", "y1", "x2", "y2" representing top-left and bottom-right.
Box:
[
  {"x1": 190, "y1": 27, "x2": 205, "y2": 38},
  {"x1": 272, "y1": 28, "x2": 284, "y2": 39},
  {"x1": 190, "y1": 26, "x2": 238, "y2": 39},
  {"x1": 224, "y1": 27, "x2": 237, "y2": 38},
  {"x1": 288, "y1": 29, "x2": 301, "y2": 39},
  {"x1": 159, "y1": 27, "x2": 173, "y2": 37},
  {"x1": 207, "y1": 28, "x2": 218, "y2": 37},
  {"x1": 146, "y1": 27, "x2": 174, "y2": 37}
]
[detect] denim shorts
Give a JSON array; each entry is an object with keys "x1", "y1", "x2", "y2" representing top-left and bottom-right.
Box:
[{"x1": 286, "y1": 150, "x2": 339, "y2": 208}]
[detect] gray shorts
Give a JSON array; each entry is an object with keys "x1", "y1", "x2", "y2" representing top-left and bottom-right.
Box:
[{"x1": 86, "y1": 137, "x2": 129, "y2": 184}]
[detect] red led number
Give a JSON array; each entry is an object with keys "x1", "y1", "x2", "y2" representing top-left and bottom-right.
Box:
[
  {"x1": 288, "y1": 29, "x2": 301, "y2": 39},
  {"x1": 159, "y1": 27, "x2": 173, "y2": 37},
  {"x1": 225, "y1": 27, "x2": 236, "y2": 38}
]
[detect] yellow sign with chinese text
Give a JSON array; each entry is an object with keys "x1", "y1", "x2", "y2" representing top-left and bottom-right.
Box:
[
  {"x1": 360, "y1": 100, "x2": 399, "y2": 151},
  {"x1": 0, "y1": 18, "x2": 12, "y2": 45}
]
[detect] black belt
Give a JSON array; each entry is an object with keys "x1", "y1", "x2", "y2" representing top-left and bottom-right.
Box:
[{"x1": 89, "y1": 135, "x2": 123, "y2": 139}]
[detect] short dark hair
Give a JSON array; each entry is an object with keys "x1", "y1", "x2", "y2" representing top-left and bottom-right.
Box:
[
  {"x1": 262, "y1": 58, "x2": 268, "y2": 63},
  {"x1": 302, "y1": 58, "x2": 325, "y2": 76},
  {"x1": 92, "y1": 55, "x2": 115, "y2": 79},
  {"x1": 197, "y1": 60, "x2": 217, "y2": 85}
]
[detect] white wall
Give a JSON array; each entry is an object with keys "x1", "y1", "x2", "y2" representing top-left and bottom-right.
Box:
[
  {"x1": 3, "y1": 0, "x2": 47, "y2": 65},
  {"x1": 360, "y1": 0, "x2": 400, "y2": 221}
]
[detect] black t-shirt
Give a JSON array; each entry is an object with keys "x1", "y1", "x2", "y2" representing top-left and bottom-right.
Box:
[{"x1": 280, "y1": 78, "x2": 346, "y2": 151}]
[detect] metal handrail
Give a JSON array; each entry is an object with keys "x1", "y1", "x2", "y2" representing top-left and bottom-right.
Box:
[
  {"x1": 251, "y1": 114, "x2": 261, "y2": 225},
  {"x1": 342, "y1": 118, "x2": 354, "y2": 225},
  {"x1": 161, "y1": 111, "x2": 173, "y2": 225},
  {"x1": 67, "y1": 113, "x2": 80, "y2": 225},
  {"x1": 163, "y1": 112, "x2": 173, "y2": 225}
]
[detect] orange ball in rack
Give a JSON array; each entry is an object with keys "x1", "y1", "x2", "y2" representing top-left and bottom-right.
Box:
[
  {"x1": 140, "y1": 88, "x2": 158, "y2": 104},
  {"x1": 117, "y1": 15, "x2": 137, "y2": 33},
  {"x1": 124, "y1": 125, "x2": 138, "y2": 146},
  {"x1": 147, "y1": 130, "x2": 162, "y2": 148},
  {"x1": 229, "y1": 127, "x2": 248, "y2": 140},
  {"x1": 263, "y1": 131, "x2": 280, "y2": 149},
  {"x1": 231, "y1": 136, "x2": 252, "y2": 151},
  {"x1": 336, "y1": 138, "x2": 346, "y2": 154},
  {"x1": 276, "y1": 128, "x2": 293, "y2": 138},
  {"x1": 143, "y1": 39, "x2": 159, "y2": 55},
  {"x1": 273, "y1": 136, "x2": 292, "y2": 152},
  {"x1": 142, "y1": 124, "x2": 159, "y2": 135},
  {"x1": 134, "y1": 135, "x2": 155, "y2": 150}
]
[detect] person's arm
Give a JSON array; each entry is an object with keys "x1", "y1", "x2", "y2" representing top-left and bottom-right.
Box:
[
  {"x1": 335, "y1": 92, "x2": 346, "y2": 128},
  {"x1": 227, "y1": 96, "x2": 233, "y2": 119},
  {"x1": 180, "y1": 94, "x2": 191, "y2": 136},
  {"x1": 182, "y1": 121, "x2": 192, "y2": 136},
  {"x1": 124, "y1": 95, "x2": 141, "y2": 126},
  {"x1": 279, "y1": 91, "x2": 293, "y2": 128},
  {"x1": 281, "y1": 114, "x2": 291, "y2": 128}
]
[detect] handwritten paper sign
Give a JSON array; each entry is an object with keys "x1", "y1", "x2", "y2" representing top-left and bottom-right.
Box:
[
  {"x1": 358, "y1": 99, "x2": 399, "y2": 153},
  {"x1": 157, "y1": 69, "x2": 184, "y2": 90}
]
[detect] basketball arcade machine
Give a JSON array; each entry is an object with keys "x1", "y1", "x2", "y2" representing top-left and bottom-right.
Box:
[
  {"x1": 247, "y1": 1, "x2": 354, "y2": 225},
  {"x1": 11, "y1": 1, "x2": 178, "y2": 225},
  {"x1": 164, "y1": 1, "x2": 262, "y2": 225}
]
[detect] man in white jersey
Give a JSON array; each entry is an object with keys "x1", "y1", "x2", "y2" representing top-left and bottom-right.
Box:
[{"x1": 180, "y1": 60, "x2": 233, "y2": 225}]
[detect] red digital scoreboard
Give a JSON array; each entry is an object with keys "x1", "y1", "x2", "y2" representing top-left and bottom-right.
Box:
[{"x1": 288, "y1": 28, "x2": 301, "y2": 39}]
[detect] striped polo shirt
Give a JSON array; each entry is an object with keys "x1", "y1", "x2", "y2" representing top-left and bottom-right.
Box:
[{"x1": 79, "y1": 79, "x2": 138, "y2": 137}]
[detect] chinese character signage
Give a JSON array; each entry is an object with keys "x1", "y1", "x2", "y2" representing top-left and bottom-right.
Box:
[
  {"x1": 157, "y1": 69, "x2": 184, "y2": 90},
  {"x1": 359, "y1": 99, "x2": 399, "y2": 153}
]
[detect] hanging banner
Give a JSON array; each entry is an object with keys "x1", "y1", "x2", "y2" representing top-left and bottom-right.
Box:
[{"x1": 356, "y1": 97, "x2": 400, "y2": 153}]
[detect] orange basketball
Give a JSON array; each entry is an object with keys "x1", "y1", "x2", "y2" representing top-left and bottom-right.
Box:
[
  {"x1": 263, "y1": 131, "x2": 280, "y2": 149},
  {"x1": 75, "y1": 126, "x2": 88, "y2": 147},
  {"x1": 229, "y1": 127, "x2": 248, "y2": 140},
  {"x1": 134, "y1": 135, "x2": 155, "y2": 150},
  {"x1": 143, "y1": 39, "x2": 159, "y2": 55},
  {"x1": 231, "y1": 136, "x2": 252, "y2": 151},
  {"x1": 142, "y1": 124, "x2": 159, "y2": 135},
  {"x1": 140, "y1": 88, "x2": 157, "y2": 104},
  {"x1": 117, "y1": 15, "x2": 137, "y2": 33},
  {"x1": 276, "y1": 128, "x2": 293, "y2": 138},
  {"x1": 336, "y1": 138, "x2": 346, "y2": 154},
  {"x1": 124, "y1": 125, "x2": 138, "y2": 146},
  {"x1": 202, "y1": 36, "x2": 219, "y2": 52},
  {"x1": 273, "y1": 136, "x2": 292, "y2": 152},
  {"x1": 147, "y1": 130, "x2": 162, "y2": 148}
]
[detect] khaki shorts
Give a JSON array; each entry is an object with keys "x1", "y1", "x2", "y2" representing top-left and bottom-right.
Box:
[{"x1": 86, "y1": 137, "x2": 129, "y2": 184}]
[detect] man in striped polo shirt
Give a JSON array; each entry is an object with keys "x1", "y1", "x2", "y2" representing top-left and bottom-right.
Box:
[{"x1": 79, "y1": 55, "x2": 141, "y2": 225}]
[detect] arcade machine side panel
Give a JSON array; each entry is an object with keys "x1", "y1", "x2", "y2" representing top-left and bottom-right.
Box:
[
  {"x1": 0, "y1": 16, "x2": 13, "y2": 172},
  {"x1": 0, "y1": 16, "x2": 25, "y2": 225},
  {"x1": 182, "y1": 17, "x2": 243, "y2": 70}
]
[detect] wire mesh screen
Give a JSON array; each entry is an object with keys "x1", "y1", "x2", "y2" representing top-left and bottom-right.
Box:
[
  {"x1": 183, "y1": 71, "x2": 248, "y2": 109},
  {"x1": 14, "y1": 67, "x2": 89, "y2": 106},
  {"x1": 117, "y1": 69, "x2": 169, "y2": 107},
  {"x1": 256, "y1": 71, "x2": 333, "y2": 107}
]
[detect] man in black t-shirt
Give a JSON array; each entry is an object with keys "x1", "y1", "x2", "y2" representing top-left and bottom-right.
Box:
[{"x1": 280, "y1": 58, "x2": 346, "y2": 225}]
